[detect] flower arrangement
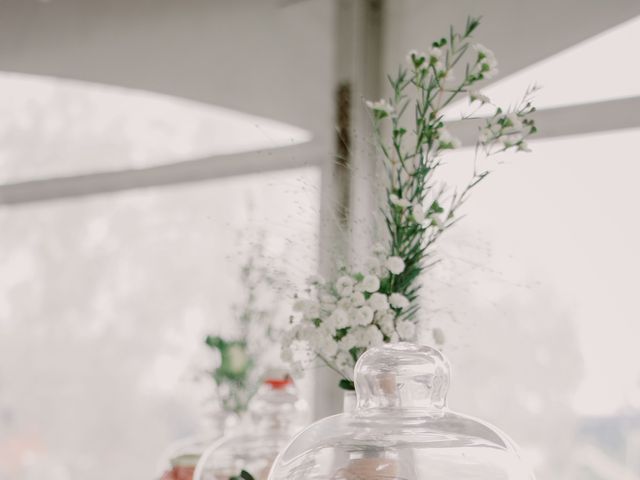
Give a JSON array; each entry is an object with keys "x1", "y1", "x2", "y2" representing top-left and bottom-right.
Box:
[
  {"x1": 281, "y1": 17, "x2": 538, "y2": 390},
  {"x1": 206, "y1": 235, "x2": 287, "y2": 413}
]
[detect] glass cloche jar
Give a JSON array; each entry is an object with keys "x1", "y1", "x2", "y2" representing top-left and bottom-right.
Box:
[
  {"x1": 268, "y1": 343, "x2": 535, "y2": 480},
  {"x1": 194, "y1": 376, "x2": 308, "y2": 480},
  {"x1": 159, "y1": 411, "x2": 235, "y2": 480}
]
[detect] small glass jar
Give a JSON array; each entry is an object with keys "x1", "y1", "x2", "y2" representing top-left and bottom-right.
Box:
[
  {"x1": 269, "y1": 343, "x2": 535, "y2": 480},
  {"x1": 194, "y1": 377, "x2": 308, "y2": 480},
  {"x1": 159, "y1": 412, "x2": 233, "y2": 480}
]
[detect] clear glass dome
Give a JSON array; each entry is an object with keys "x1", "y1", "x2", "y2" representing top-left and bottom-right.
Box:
[
  {"x1": 268, "y1": 343, "x2": 535, "y2": 480},
  {"x1": 194, "y1": 377, "x2": 308, "y2": 480}
]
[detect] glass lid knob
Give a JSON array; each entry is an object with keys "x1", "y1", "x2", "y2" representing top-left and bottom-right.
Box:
[{"x1": 354, "y1": 342, "x2": 450, "y2": 411}]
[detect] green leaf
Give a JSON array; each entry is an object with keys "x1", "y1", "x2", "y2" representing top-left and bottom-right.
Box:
[
  {"x1": 230, "y1": 471, "x2": 256, "y2": 480},
  {"x1": 205, "y1": 335, "x2": 224, "y2": 349},
  {"x1": 339, "y1": 379, "x2": 356, "y2": 391}
]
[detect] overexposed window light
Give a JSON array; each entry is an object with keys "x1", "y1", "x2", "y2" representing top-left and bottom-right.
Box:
[
  {"x1": 0, "y1": 72, "x2": 311, "y2": 184},
  {"x1": 445, "y1": 14, "x2": 640, "y2": 118}
]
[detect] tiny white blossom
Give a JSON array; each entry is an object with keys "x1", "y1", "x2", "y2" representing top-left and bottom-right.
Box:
[
  {"x1": 390, "y1": 194, "x2": 411, "y2": 208},
  {"x1": 518, "y1": 141, "x2": 532, "y2": 152},
  {"x1": 396, "y1": 320, "x2": 416, "y2": 340},
  {"x1": 386, "y1": 256, "x2": 405, "y2": 274},
  {"x1": 428, "y1": 46, "x2": 443, "y2": 60},
  {"x1": 437, "y1": 128, "x2": 462, "y2": 150},
  {"x1": 354, "y1": 305, "x2": 374, "y2": 326},
  {"x1": 478, "y1": 128, "x2": 492, "y2": 144},
  {"x1": 431, "y1": 214, "x2": 445, "y2": 230},
  {"x1": 350, "y1": 291, "x2": 366, "y2": 307},
  {"x1": 365, "y1": 325, "x2": 385, "y2": 347},
  {"x1": 359, "y1": 275, "x2": 380, "y2": 293},
  {"x1": 506, "y1": 113, "x2": 523, "y2": 130},
  {"x1": 412, "y1": 204, "x2": 426, "y2": 224},
  {"x1": 328, "y1": 308, "x2": 349, "y2": 329},
  {"x1": 503, "y1": 133, "x2": 523, "y2": 146},
  {"x1": 335, "y1": 276, "x2": 355, "y2": 297},
  {"x1": 320, "y1": 293, "x2": 337, "y2": 305},
  {"x1": 314, "y1": 333, "x2": 338, "y2": 357},
  {"x1": 377, "y1": 314, "x2": 395, "y2": 336},
  {"x1": 365, "y1": 98, "x2": 394, "y2": 115},
  {"x1": 469, "y1": 90, "x2": 491, "y2": 104},
  {"x1": 389, "y1": 293, "x2": 410, "y2": 309},
  {"x1": 406, "y1": 49, "x2": 426, "y2": 67},
  {"x1": 337, "y1": 297, "x2": 352, "y2": 310},
  {"x1": 473, "y1": 43, "x2": 498, "y2": 79},
  {"x1": 442, "y1": 69, "x2": 456, "y2": 83},
  {"x1": 369, "y1": 292, "x2": 390, "y2": 312},
  {"x1": 335, "y1": 351, "x2": 354, "y2": 373},
  {"x1": 365, "y1": 256, "x2": 380, "y2": 270}
]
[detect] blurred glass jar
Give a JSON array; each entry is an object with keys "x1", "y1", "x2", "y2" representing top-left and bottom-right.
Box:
[
  {"x1": 159, "y1": 412, "x2": 235, "y2": 480},
  {"x1": 194, "y1": 376, "x2": 308, "y2": 480},
  {"x1": 268, "y1": 343, "x2": 535, "y2": 480}
]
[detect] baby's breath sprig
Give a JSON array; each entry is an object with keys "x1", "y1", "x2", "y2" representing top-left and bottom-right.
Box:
[
  {"x1": 368, "y1": 16, "x2": 537, "y2": 324},
  {"x1": 282, "y1": 17, "x2": 537, "y2": 389}
]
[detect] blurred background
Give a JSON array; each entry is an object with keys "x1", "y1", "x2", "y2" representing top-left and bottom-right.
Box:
[{"x1": 0, "y1": 1, "x2": 639, "y2": 479}]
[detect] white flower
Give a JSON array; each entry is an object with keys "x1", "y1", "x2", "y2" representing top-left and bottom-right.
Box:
[
  {"x1": 369, "y1": 293, "x2": 390, "y2": 312},
  {"x1": 312, "y1": 331, "x2": 338, "y2": 357},
  {"x1": 389, "y1": 293, "x2": 410, "y2": 309},
  {"x1": 350, "y1": 291, "x2": 366, "y2": 307},
  {"x1": 335, "y1": 276, "x2": 355, "y2": 297},
  {"x1": 431, "y1": 214, "x2": 445, "y2": 230},
  {"x1": 505, "y1": 113, "x2": 523, "y2": 130},
  {"x1": 320, "y1": 293, "x2": 337, "y2": 305},
  {"x1": 339, "y1": 327, "x2": 369, "y2": 351},
  {"x1": 365, "y1": 325, "x2": 384, "y2": 347},
  {"x1": 328, "y1": 308, "x2": 349, "y2": 328},
  {"x1": 412, "y1": 203, "x2": 426, "y2": 224},
  {"x1": 365, "y1": 256, "x2": 380, "y2": 270},
  {"x1": 365, "y1": 98, "x2": 394, "y2": 115},
  {"x1": 359, "y1": 275, "x2": 380, "y2": 293},
  {"x1": 376, "y1": 313, "x2": 395, "y2": 336},
  {"x1": 335, "y1": 351, "x2": 354, "y2": 372},
  {"x1": 386, "y1": 256, "x2": 405, "y2": 275},
  {"x1": 473, "y1": 43, "x2": 498, "y2": 79},
  {"x1": 396, "y1": 320, "x2": 416, "y2": 340},
  {"x1": 469, "y1": 90, "x2": 490, "y2": 104},
  {"x1": 518, "y1": 141, "x2": 532, "y2": 152},
  {"x1": 372, "y1": 243, "x2": 387, "y2": 256},
  {"x1": 437, "y1": 128, "x2": 462, "y2": 150},
  {"x1": 406, "y1": 49, "x2": 426, "y2": 67},
  {"x1": 478, "y1": 127, "x2": 492, "y2": 144},
  {"x1": 354, "y1": 305, "x2": 374, "y2": 326},
  {"x1": 389, "y1": 194, "x2": 411, "y2": 208},
  {"x1": 388, "y1": 332, "x2": 400, "y2": 343},
  {"x1": 320, "y1": 313, "x2": 337, "y2": 331},
  {"x1": 441, "y1": 69, "x2": 456, "y2": 83},
  {"x1": 428, "y1": 46, "x2": 443, "y2": 60},
  {"x1": 337, "y1": 297, "x2": 352, "y2": 310},
  {"x1": 503, "y1": 133, "x2": 523, "y2": 146}
]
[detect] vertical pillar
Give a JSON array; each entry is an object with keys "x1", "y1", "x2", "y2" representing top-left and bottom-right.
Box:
[{"x1": 314, "y1": 0, "x2": 384, "y2": 420}]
